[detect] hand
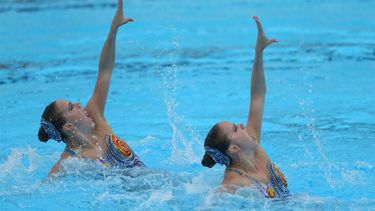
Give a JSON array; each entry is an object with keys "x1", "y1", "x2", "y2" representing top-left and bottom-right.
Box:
[
  {"x1": 111, "y1": 0, "x2": 134, "y2": 30},
  {"x1": 253, "y1": 16, "x2": 277, "y2": 53}
]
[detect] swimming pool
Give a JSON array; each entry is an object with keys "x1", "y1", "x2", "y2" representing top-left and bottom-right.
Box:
[{"x1": 1, "y1": 0, "x2": 374, "y2": 209}]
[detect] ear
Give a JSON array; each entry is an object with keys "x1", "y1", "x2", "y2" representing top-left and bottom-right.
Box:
[
  {"x1": 228, "y1": 144, "x2": 240, "y2": 154},
  {"x1": 62, "y1": 122, "x2": 74, "y2": 133}
]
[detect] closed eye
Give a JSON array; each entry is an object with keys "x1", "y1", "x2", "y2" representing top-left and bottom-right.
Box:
[{"x1": 69, "y1": 102, "x2": 73, "y2": 111}]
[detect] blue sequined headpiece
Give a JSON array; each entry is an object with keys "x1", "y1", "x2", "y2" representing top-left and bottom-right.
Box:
[
  {"x1": 40, "y1": 118, "x2": 63, "y2": 142},
  {"x1": 204, "y1": 146, "x2": 230, "y2": 166}
]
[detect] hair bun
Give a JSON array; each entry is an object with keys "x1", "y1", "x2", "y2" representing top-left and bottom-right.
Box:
[
  {"x1": 38, "y1": 127, "x2": 49, "y2": 142},
  {"x1": 201, "y1": 154, "x2": 216, "y2": 168}
]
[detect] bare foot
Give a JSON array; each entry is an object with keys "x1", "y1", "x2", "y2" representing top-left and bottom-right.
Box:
[
  {"x1": 111, "y1": 0, "x2": 134, "y2": 30},
  {"x1": 253, "y1": 16, "x2": 277, "y2": 54}
]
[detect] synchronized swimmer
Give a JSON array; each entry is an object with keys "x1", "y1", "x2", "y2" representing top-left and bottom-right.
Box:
[
  {"x1": 38, "y1": 0, "x2": 144, "y2": 176},
  {"x1": 201, "y1": 17, "x2": 289, "y2": 199},
  {"x1": 38, "y1": 0, "x2": 289, "y2": 199}
]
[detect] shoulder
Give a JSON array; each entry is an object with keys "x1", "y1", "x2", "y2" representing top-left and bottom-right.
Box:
[
  {"x1": 254, "y1": 146, "x2": 270, "y2": 163},
  {"x1": 48, "y1": 151, "x2": 71, "y2": 176},
  {"x1": 221, "y1": 170, "x2": 250, "y2": 187},
  {"x1": 85, "y1": 104, "x2": 112, "y2": 131},
  {"x1": 93, "y1": 120, "x2": 114, "y2": 137},
  {"x1": 221, "y1": 169, "x2": 250, "y2": 191},
  {"x1": 60, "y1": 150, "x2": 72, "y2": 159}
]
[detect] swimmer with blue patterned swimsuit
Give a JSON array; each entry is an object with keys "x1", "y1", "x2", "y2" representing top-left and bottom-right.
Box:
[
  {"x1": 201, "y1": 17, "x2": 289, "y2": 199},
  {"x1": 38, "y1": 0, "x2": 145, "y2": 176}
]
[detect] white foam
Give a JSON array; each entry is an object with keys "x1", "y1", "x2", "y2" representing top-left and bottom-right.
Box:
[{"x1": 0, "y1": 147, "x2": 43, "y2": 179}]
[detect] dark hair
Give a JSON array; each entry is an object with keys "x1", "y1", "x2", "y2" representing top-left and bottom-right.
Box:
[
  {"x1": 201, "y1": 123, "x2": 231, "y2": 168},
  {"x1": 38, "y1": 101, "x2": 67, "y2": 142}
]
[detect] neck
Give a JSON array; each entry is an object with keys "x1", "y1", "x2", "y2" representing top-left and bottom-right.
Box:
[
  {"x1": 66, "y1": 130, "x2": 98, "y2": 150},
  {"x1": 229, "y1": 149, "x2": 257, "y2": 173}
]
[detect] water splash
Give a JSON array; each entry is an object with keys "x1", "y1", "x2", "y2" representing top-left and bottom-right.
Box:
[
  {"x1": 298, "y1": 81, "x2": 337, "y2": 188},
  {"x1": 0, "y1": 147, "x2": 44, "y2": 181},
  {"x1": 161, "y1": 35, "x2": 201, "y2": 165}
]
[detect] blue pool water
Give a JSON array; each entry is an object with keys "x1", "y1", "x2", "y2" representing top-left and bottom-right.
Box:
[{"x1": 1, "y1": 0, "x2": 374, "y2": 210}]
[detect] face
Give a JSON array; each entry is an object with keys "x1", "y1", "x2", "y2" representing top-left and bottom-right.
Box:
[
  {"x1": 55, "y1": 99, "x2": 95, "y2": 133},
  {"x1": 218, "y1": 121, "x2": 258, "y2": 153}
]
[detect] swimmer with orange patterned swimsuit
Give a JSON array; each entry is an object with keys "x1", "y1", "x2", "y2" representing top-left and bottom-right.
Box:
[
  {"x1": 201, "y1": 17, "x2": 289, "y2": 198},
  {"x1": 37, "y1": 0, "x2": 144, "y2": 176}
]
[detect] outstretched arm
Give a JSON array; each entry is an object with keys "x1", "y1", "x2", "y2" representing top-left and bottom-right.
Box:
[
  {"x1": 86, "y1": 0, "x2": 133, "y2": 122},
  {"x1": 246, "y1": 17, "x2": 277, "y2": 143}
]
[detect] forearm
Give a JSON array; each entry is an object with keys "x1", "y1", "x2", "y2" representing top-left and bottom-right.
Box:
[
  {"x1": 250, "y1": 51, "x2": 266, "y2": 96},
  {"x1": 86, "y1": 0, "x2": 131, "y2": 118},
  {"x1": 98, "y1": 27, "x2": 118, "y2": 73},
  {"x1": 246, "y1": 16, "x2": 275, "y2": 139}
]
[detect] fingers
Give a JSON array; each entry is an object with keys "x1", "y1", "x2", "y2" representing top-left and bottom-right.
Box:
[
  {"x1": 269, "y1": 38, "x2": 278, "y2": 43},
  {"x1": 119, "y1": 17, "x2": 134, "y2": 26},
  {"x1": 265, "y1": 38, "x2": 278, "y2": 47},
  {"x1": 253, "y1": 16, "x2": 263, "y2": 33},
  {"x1": 253, "y1": 16, "x2": 278, "y2": 44}
]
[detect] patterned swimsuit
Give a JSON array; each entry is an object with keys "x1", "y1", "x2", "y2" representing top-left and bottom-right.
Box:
[
  {"x1": 227, "y1": 162, "x2": 289, "y2": 199},
  {"x1": 65, "y1": 134, "x2": 145, "y2": 169},
  {"x1": 99, "y1": 134, "x2": 145, "y2": 168}
]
